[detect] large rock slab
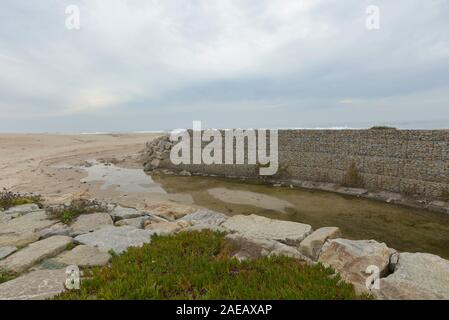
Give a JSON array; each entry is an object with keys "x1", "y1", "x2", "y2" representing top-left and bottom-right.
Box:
[
  {"x1": 74, "y1": 226, "x2": 154, "y2": 254},
  {"x1": 0, "y1": 211, "x2": 57, "y2": 247},
  {"x1": 318, "y1": 238, "x2": 394, "y2": 293},
  {"x1": 39, "y1": 222, "x2": 73, "y2": 239},
  {"x1": 0, "y1": 246, "x2": 17, "y2": 260},
  {"x1": 70, "y1": 212, "x2": 113, "y2": 236},
  {"x1": 52, "y1": 245, "x2": 111, "y2": 267},
  {"x1": 222, "y1": 214, "x2": 312, "y2": 245},
  {"x1": 373, "y1": 252, "x2": 449, "y2": 300},
  {"x1": 115, "y1": 216, "x2": 151, "y2": 229},
  {"x1": 180, "y1": 209, "x2": 228, "y2": 226},
  {"x1": 225, "y1": 233, "x2": 311, "y2": 263},
  {"x1": 299, "y1": 227, "x2": 341, "y2": 260},
  {"x1": 0, "y1": 236, "x2": 73, "y2": 273},
  {"x1": 3, "y1": 204, "x2": 40, "y2": 217},
  {"x1": 0, "y1": 269, "x2": 66, "y2": 300},
  {"x1": 0, "y1": 232, "x2": 40, "y2": 248},
  {"x1": 110, "y1": 206, "x2": 145, "y2": 221},
  {"x1": 144, "y1": 221, "x2": 190, "y2": 236},
  {"x1": 144, "y1": 201, "x2": 197, "y2": 221}
]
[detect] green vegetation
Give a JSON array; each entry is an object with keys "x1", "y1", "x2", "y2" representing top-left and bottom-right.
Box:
[
  {"x1": 441, "y1": 189, "x2": 449, "y2": 201},
  {"x1": 0, "y1": 272, "x2": 14, "y2": 284},
  {"x1": 369, "y1": 126, "x2": 397, "y2": 130},
  {"x1": 46, "y1": 199, "x2": 108, "y2": 224},
  {"x1": 342, "y1": 161, "x2": 364, "y2": 188},
  {"x1": 0, "y1": 189, "x2": 43, "y2": 210},
  {"x1": 55, "y1": 231, "x2": 360, "y2": 300}
]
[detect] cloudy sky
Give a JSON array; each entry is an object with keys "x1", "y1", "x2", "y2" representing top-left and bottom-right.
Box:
[{"x1": 1, "y1": 0, "x2": 448, "y2": 132}]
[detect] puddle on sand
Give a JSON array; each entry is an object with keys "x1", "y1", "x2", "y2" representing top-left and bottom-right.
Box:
[
  {"x1": 152, "y1": 174, "x2": 449, "y2": 259},
  {"x1": 208, "y1": 188, "x2": 295, "y2": 213},
  {"x1": 51, "y1": 160, "x2": 449, "y2": 259},
  {"x1": 54, "y1": 161, "x2": 166, "y2": 194}
]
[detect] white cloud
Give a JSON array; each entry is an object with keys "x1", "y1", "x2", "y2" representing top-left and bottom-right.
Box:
[{"x1": 0, "y1": 0, "x2": 448, "y2": 131}]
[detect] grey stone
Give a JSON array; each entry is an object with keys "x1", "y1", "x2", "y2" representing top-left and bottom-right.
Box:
[
  {"x1": 110, "y1": 206, "x2": 145, "y2": 221},
  {"x1": 299, "y1": 227, "x2": 341, "y2": 260},
  {"x1": 373, "y1": 252, "x2": 449, "y2": 300},
  {"x1": 0, "y1": 212, "x2": 11, "y2": 223},
  {"x1": 39, "y1": 222, "x2": 73, "y2": 239},
  {"x1": 225, "y1": 233, "x2": 312, "y2": 263},
  {"x1": 70, "y1": 212, "x2": 113, "y2": 236},
  {"x1": 222, "y1": 214, "x2": 312, "y2": 245},
  {"x1": 4, "y1": 204, "x2": 40, "y2": 216},
  {"x1": 144, "y1": 201, "x2": 197, "y2": 221},
  {"x1": 336, "y1": 187, "x2": 368, "y2": 196},
  {"x1": 318, "y1": 238, "x2": 394, "y2": 294},
  {"x1": 182, "y1": 225, "x2": 227, "y2": 233},
  {"x1": 0, "y1": 246, "x2": 17, "y2": 260},
  {"x1": 0, "y1": 236, "x2": 73, "y2": 273},
  {"x1": 52, "y1": 245, "x2": 111, "y2": 267},
  {"x1": 180, "y1": 209, "x2": 228, "y2": 226},
  {"x1": 114, "y1": 216, "x2": 149, "y2": 229},
  {"x1": 74, "y1": 226, "x2": 154, "y2": 254},
  {"x1": 144, "y1": 221, "x2": 190, "y2": 235},
  {"x1": 0, "y1": 211, "x2": 57, "y2": 247},
  {"x1": 0, "y1": 232, "x2": 40, "y2": 249},
  {"x1": 0, "y1": 269, "x2": 66, "y2": 300}
]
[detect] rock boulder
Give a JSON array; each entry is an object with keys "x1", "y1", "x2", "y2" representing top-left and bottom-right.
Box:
[
  {"x1": 52, "y1": 245, "x2": 111, "y2": 267},
  {"x1": 299, "y1": 227, "x2": 341, "y2": 260},
  {"x1": 373, "y1": 252, "x2": 449, "y2": 300},
  {"x1": 318, "y1": 238, "x2": 394, "y2": 293},
  {"x1": 0, "y1": 236, "x2": 73, "y2": 273},
  {"x1": 0, "y1": 269, "x2": 66, "y2": 300},
  {"x1": 70, "y1": 212, "x2": 113, "y2": 236},
  {"x1": 222, "y1": 214, "x2": 312, "y2": 245},
  {"x1": 74, "y1": 226, "x2": 154, "y2": 254}
]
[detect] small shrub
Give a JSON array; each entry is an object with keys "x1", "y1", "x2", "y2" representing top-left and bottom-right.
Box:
[
  {"x1": 441, "y1": 189, "x2": 449, "y2": 201},
  {"x1": 369, "y1": 126, "x2": 397, "y2": 130},
  {"x1": 0, "y1": 188, "x2": 43, "y2": 210},
  {"x1": 46, "y1": 199, "x2": 108, "y2": 224},
  {"x1": 0, "y1": 272, "x2": 14, "y2": 284},
  {"x1": 54, "y1": 231, "x2": 361, "y2": 300},
  {"x1": 342, "y1": 162, "x2": 364, "y2": 188},
  {"x1": 275, "y1": 163, "x2": 289, "y2": 178}
]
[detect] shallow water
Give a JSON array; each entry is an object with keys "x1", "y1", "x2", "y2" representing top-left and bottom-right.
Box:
[
  {"x1": 152, "y1": 175, "x2": 449, "y2": 259},
  {"x1": 53, "y1": 161, "x2": 166, "y2": 194},
  {"x1": 67, "y1": 161, "x2": 449, "y2": 259}
]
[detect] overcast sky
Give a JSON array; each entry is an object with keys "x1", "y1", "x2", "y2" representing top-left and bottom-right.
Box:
[{"x1": 1, "y1": 0, "x2": 448, "y2": 132}]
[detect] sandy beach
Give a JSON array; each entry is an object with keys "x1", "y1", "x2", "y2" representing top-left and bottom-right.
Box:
[{"x1": 0, "y1": 133, "x2": 162, "y2": 203}]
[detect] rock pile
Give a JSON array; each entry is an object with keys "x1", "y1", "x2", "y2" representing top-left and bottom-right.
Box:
[
  {"x1": 1, "y1": 201, "x2": 449, "y2": 300},
  {"x1": 142, "y1": 135, "x2": 174, "y2": 172}
]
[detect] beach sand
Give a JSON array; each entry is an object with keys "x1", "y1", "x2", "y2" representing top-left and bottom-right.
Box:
[{"x1": 0, "y1": 133, "x2": 163, "y2": 205}]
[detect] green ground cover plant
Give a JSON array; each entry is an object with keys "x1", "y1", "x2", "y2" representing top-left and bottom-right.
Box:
[{"x1": 55, "y1": 230, "x2": 361, "y2": 300}]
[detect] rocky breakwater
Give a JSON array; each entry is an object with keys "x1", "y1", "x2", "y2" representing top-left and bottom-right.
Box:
[
  {"x1": 142, "y1": 135, "x2": 174, "y2": 173},
  {"x1": 1, "y1": 201, "x2": 449, "y2": 300}
]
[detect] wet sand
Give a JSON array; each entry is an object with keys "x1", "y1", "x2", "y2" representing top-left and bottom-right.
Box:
[{"x1": 0, "y1": 133, "x2": 161, "y2": 202}]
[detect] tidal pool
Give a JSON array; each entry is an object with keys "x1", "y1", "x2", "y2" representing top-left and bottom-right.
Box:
[
  {"x1": 152, "y1": 174, "x2": 449, "y2": 259},
  {"x1": 63, "y1": 160, "x2": 449, "y2": 259}
]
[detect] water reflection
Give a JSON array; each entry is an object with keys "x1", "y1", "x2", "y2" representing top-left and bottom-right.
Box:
[{"x1": 152, "y1": 174, "x2": 449, "y2": 259}]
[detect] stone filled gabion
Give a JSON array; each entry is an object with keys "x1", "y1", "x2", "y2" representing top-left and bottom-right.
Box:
[
  {"x1": 142, "y1": 129, "x2": 449, "y2": 199},
  {"x1": 143, "y1": 135, "x2": 173, "y2": 172}
]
